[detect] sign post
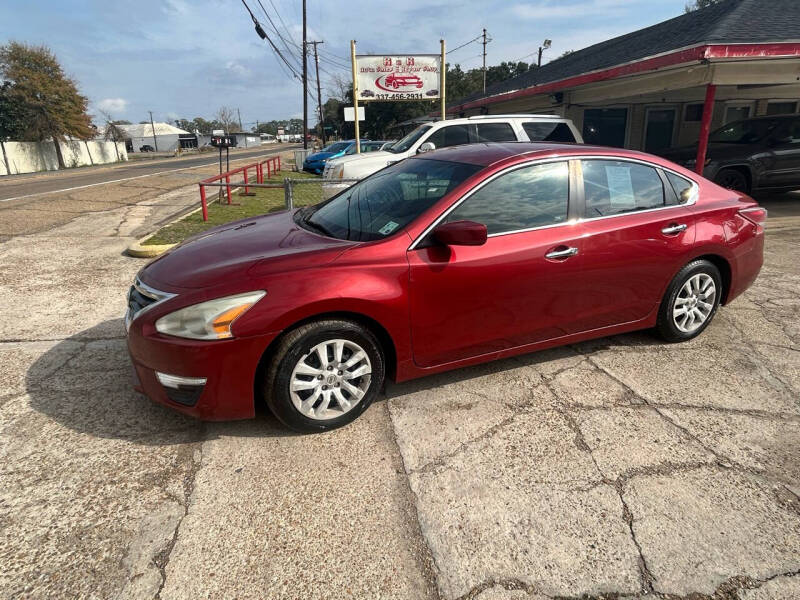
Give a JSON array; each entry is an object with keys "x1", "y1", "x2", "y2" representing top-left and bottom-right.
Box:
[
  {"x1": 441, "y1": 39, "x2": 446, "y2": 121},
  {"x1": 350, "y1": 40, "x2": 361, "y2": 154}
]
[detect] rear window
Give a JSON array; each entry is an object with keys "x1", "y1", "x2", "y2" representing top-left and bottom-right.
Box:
[
  {"x1": 582, "y1": 160, "x2": 665, "y2": 218},
  {"x1": 523, "y1": 122, "x2": 576, "y2": 143},
  {"x1": 475, "y1": 122, "x2": 517, "y2": 142}
]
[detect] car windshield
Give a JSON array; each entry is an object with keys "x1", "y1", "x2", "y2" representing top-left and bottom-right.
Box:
[
  {"x1": 298, "y1": 158, "x2": 482, "y2": 242},
  {"x1": 385, "y1": 125, "x2": 432, "y2": 153},
  {"x1": 709, "y1": 119, "x2": 780, "y2": 144},
  {"x1": 324, "y1": 142, "x2": 351, "y2": 154}
]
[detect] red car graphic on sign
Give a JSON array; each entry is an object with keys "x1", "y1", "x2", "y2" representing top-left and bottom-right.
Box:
[{"x1": 382, "y1": 73, "x2": 424, "y2": 89}]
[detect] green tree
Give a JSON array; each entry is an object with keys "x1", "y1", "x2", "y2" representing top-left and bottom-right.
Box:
[
  {"x1": 0, "y1": 42, "x2": 94, "y2": 168},
  {"x1": 174, "y1": 118, "x2": 194, "y2": 132}
]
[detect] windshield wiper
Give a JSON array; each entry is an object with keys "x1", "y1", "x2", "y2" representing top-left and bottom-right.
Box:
[{"x1": 301, "y1": 212, "x2": 334, "y2": 237}]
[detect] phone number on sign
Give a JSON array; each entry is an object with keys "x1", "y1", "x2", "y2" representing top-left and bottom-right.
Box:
[{"x1": 366, "y1": 92, "x2": 433, "y2": 100}]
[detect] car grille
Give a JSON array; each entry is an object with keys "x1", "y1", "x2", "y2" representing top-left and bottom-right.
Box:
[
  {"x1": 128, "y1": 284, "x2": 157, "y2": 318},
  {"x1": 125, "y1": 278, "x2": 174, "y2": 330}
]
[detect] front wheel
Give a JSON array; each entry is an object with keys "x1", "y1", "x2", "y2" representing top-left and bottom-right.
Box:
[
  {"x1": 656, "y1": 260, "x2": 722, "y2": 342},
  {"x1": 264, "y1": 320, "x2": 385, "y2": 432}
]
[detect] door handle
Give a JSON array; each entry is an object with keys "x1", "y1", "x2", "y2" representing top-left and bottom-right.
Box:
[
  {"x1": 661, "y1": 223, "x2": 687, "y2": 235},
  {"x1": 545, "y1": 246, "x2": 579, "y2": 259}
]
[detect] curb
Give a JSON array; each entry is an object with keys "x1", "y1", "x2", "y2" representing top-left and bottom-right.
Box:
[{"x1": 126, "y1": 236, "x2": 177, "y2": 258}]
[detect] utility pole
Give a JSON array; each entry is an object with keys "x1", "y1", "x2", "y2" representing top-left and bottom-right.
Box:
[
  {"x1": 482, "y1": 29, "x2": 487, "y2": 93},
  {"x1": 148, "y1": 111, "x2": 158, "y2": 151},
  {"x1": 308, "y1": 40, "x2": 326, "y2": 145},
  {"x1": 538, "y1": 39, "x2": 552, "y2": 67},
  {"x1": 237, "y1": 107, "x2": 243, "y2": 131},
  {"x1": 302, "y1": 0, "x2": 308, "y2": 149}
]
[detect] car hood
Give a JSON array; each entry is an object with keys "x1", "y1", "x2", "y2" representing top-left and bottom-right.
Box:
[
  {"x1": 330, "y1": 150, "x2": 403, "y2": 172},
  {"x1": 660, "y1": 142, "x2": 754, "y2": 163},
  {"x1": 141, "y1": 210, "x2": 355, "y2": 290}
]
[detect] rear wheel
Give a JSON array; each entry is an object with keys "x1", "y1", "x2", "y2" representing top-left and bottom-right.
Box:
[
  {"x1": 714, "y1": 168, "x2": 749, "y2": 193},
  {"x1": 656, "y1": 260, "x2": 722, "y2": 342},
  {"x1": 264, "y1": 319, "x2": 385, "y2": 432}
]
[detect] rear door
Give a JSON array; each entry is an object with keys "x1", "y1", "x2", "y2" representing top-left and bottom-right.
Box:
[
  {"x1": 761, "y1": 118, "x2": 800, "y2": 188},
  {"x1": 570, "y1": 159, "x2": 697, "y2": 332}
]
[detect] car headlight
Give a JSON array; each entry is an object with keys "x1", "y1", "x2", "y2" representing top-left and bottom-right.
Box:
[
  {"x1": 333, "y1": 163, "x2": 344, "y2": 180},
  {"x1": 155, "y1": 291, "x2": 266, "y2": 340}
]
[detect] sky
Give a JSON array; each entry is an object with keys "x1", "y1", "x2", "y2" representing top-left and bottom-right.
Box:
[{"x1": 0, "y1": 0, "x2": 689, "y2": 128}]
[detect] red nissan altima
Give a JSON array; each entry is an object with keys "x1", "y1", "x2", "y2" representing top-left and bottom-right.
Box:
[{"x1": 126, "y1": 143, "x2": 765, "y2": 432}]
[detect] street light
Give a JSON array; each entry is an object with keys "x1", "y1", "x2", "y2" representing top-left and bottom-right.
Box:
[{"x1": 538, "y1": 39, "x2": 552, "y2": 67}]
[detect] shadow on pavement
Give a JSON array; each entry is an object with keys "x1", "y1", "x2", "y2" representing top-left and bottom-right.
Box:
[{"x1": 26, "y1": 320, "x2": 297, "y2": 444}]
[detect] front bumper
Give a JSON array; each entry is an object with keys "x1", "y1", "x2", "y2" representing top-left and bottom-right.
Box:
[
  {"x1": 303, "y1": 161, "x2": 326, "y2": 173},
  {"x1": 127, "y1": 322, "x2": 278, "y2": 420}
]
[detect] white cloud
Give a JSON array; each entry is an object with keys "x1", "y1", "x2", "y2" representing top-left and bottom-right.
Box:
[
  {"x1": 97, "y1": 97, "x2": 128, "y2": 114},
  {"x1": 510, "y1": 0, "x2": 638, "y2": 19}
]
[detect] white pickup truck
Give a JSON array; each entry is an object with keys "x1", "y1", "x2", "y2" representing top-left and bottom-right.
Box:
[{"x1": 322, "y1": 114, "x2": 583, "y2": 194}]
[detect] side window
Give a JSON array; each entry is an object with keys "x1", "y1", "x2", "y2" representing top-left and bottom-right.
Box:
[
  {"x1": 666, "y1": 172, "x2": 694, "y2": 204},
  {"x1": 523, "y1": 122, "x2": 576, "y2": 143},
  {"x1": 582, "y1": 160, "x2": 665, "y2": 218},
  {"x1": 475, "y1": 122, "x2": 517, "y2": 142},
  {"x1": 426, "y1": 124, "x2": 470, "y2": 149},
  {"x1": 447, "y1": 161, "x2": 569, "y2": 235}
]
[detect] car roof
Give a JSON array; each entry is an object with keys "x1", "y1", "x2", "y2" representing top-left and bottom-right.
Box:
[{"x1": 411, "y1": 142, "x2": 662, "y2": 168}]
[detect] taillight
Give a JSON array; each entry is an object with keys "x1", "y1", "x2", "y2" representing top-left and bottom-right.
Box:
[{"x1": 739, "y1": 206, "x2": 767, "y2": 226}]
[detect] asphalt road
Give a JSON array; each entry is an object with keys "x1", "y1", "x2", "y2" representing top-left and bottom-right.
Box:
[{"x1": 0, "y1": 144, "x2": 301, "y2": 202}]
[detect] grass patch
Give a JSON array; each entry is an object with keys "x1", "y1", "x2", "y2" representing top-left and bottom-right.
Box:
[{"x1": 143, "y1": 170, "x2": 320, "y2": 245}]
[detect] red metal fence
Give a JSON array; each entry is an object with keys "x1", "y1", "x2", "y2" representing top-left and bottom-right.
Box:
[{"x1": 198, "y1": 155, "x2": 282, "y2": 221}]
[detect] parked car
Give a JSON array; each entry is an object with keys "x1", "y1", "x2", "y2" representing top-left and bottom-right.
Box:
[
  {"x1": 125, "y1": 142, "x2": 764, "y2": 432},
  {"x1": 426, "y1": 89, "x2": 439, "y2": 97},
  {"x1": 139, "y1": 145, "x2": 155, "y2": 152},
  {"x1": 322, "y1": 114, "x2": 582, "y2": 196},
  {"x1": 361, "y1": 90, "x2": 375, "y2": 98},
  {"x1": 302, "y1": 140, "x2": 362, "y2": 174},
  {"x1": 660, "y1": 114, "x2": 800, "y2": 194}
]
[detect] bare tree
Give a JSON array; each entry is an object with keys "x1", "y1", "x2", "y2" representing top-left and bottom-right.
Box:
[
  {"x1": 214, "y1": 106, "x2": 237, "y2": 133},
  {"x1": 328, "y1": 74, "x2": 351, "y2": 102},
  {"x1": 98, "y1": 109, "x2": 127, "y2": 160}
]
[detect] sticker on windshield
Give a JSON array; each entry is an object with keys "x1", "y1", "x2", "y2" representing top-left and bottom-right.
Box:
[{"x1": 379, "y1": 221, "x2": 400, "y2": 235}]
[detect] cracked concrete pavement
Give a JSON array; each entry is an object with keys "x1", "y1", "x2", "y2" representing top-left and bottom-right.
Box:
[{"x1": 0, "y1": 173, "x2": 798, "y2": 599}]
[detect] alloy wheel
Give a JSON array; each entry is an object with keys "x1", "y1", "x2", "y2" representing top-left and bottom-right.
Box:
[
  {"x1": 673, "y1": 273, "x2": 716, "y2": 333},
  {"x1": 289, "y1": 339, "x2": 372, "y2": 420}
]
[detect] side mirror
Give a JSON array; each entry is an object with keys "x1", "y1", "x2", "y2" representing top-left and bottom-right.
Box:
[
  {"x1": 417, "y1": 141, "x2": 436, "y2": 154},
  {"x1": 433, "y1": 220, "x2": 487, "y2": 246}
]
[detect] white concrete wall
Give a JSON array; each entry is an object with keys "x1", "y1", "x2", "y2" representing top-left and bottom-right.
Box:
[{"x1": 0, "y1": 140, "x2": 127, "y2": 176}]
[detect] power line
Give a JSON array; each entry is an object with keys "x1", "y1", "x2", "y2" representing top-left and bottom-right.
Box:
[
  {"x1": 448, "y1": 34, "x2": 483, "y2": 55},
  {"x1": 240, "y1": 0, "x2": 301, "y2": 80}
]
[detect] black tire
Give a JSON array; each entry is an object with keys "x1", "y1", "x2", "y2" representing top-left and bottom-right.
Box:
[
  {"x1": 264, "y1": 319, "x2": 385, "y2": 433},
  {"x1": 714, "y1": 168, "x2": 749, "y2": 193},
  {"x1": 656, "y1": 260, "x2": 722, "y2": 343}
]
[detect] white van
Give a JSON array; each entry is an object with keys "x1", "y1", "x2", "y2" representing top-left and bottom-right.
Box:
[{"x1": 322, "y1": 114, "x2": 583, "y2": 190}]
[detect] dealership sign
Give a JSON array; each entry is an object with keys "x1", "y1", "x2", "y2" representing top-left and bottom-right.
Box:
[{"x1": 356, "y1": 55, "x2": 441, "y2": 101}]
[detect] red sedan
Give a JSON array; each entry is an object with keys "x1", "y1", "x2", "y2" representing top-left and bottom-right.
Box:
[{"x1": 126, "y1": 143, "x2": 765, "y2": 432}]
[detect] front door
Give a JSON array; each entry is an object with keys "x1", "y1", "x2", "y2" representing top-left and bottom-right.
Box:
[
  {"x1": 571, "y1": 159, "x2": 696, "y2": 332},
  {"x1": 644, "y1": 108, "x2": 676, "y2": 153},
  {"x1": 407, "y1": 160, "x2": 584, "y2": 368}
]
